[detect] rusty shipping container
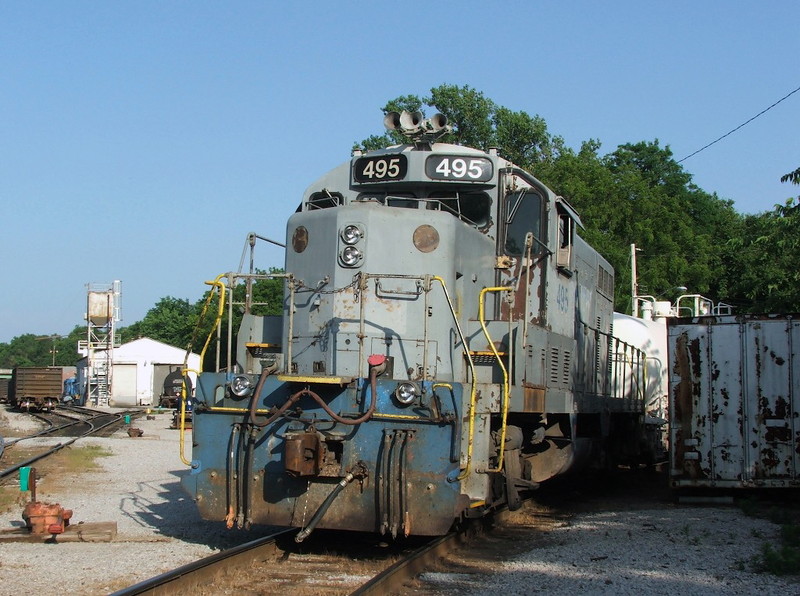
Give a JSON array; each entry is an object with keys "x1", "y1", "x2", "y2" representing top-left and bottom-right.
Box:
[{"x1": 668, "y1": 314, "x2": 799, "y2": 488}]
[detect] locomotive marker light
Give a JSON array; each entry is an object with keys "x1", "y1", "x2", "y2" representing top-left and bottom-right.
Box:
[
  {"x1": 229, "y1": 374, "x2": 254, "y2": 398},
  {"x1": 413, "y1": 224, "x2": 439, "y2": 253}
]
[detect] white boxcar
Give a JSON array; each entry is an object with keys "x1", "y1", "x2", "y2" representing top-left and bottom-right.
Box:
[{"x1": 668, "y1": 314, "x2": 799, "y2": 488}]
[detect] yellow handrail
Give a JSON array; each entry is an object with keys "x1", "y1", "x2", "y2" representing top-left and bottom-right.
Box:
[
  {"x1": 478, "y1": 286, "x2": 513, "y2": 474},
  {"x1": 198, "y1": 276, "x2": 228, "y2": 366},
  {"x1": 178, "y1": 366, "x2": 200, "y2": 466},
  {"x1": 430, "y1": 276, "x2": 477, "y2": 481},
  {"x1": 179, "y1": 275, "x2": 228, "y2": 467}
]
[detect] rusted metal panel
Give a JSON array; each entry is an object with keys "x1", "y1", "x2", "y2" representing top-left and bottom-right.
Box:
[
  {"x1": 13, "y1": 367, "x2": 63, "y2": 400},
  {"x1": 669, "y1": 314, "x2": 799, "y2": 488}
]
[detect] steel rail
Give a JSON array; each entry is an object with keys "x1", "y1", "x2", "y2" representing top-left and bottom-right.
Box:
[
  {"x1": 0, "y1": 412, "x2": 124, "y2": 479},
  {"x1": 4, "y1": 407, "x2": 114, "y2": 446},
  {"x1": 3, "y1": 419, "x2": 70, "y2": 447},
  {"x1": 110, "y1": 528, "x2": 298, "y2": 596},
  {"x1": 351, "y1": 531, "x2": 460, "y2": 595}
]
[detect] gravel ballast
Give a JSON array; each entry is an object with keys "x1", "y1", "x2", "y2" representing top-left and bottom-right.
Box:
[{"x1": 1, "y1": 407, "x2": 798, "y2": 595}]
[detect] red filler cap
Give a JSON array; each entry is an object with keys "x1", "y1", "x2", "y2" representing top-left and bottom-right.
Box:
[{"x1": 368, "y1": 354, "x2": 387, "y2": 367}]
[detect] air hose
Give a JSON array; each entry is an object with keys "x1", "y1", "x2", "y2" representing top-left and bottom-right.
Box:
[{"x1": 294, "y1": 471, "x2": 357, "y2": 543}]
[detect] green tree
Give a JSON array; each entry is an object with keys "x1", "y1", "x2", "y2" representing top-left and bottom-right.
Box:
[
  {"x1": 540, "y1": 140, "x2": 741, "y2": 312},
  {"x1": 0, "y1": 325, "x2": 86, "y2": 368},
  {"x1": 723, "y1": 199, "x2": 800, "y2": 312},
  {"x1": 359, "y1": 87, "x2": 747, "y2": 314},
  {"x1": 121, "y1": 296, "x2": 197, "y2": 349},
  {"x1": 780, "y1": 167, "x2": 800, "y2": 185}
]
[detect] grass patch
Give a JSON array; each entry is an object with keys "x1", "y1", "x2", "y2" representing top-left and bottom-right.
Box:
[
  {"x1": 755, "y1": 541, "x2": 800, "y2": 575},
  {"x1": 738, "y1": 494, "x2": 800, "y2": 576},
  {"x1": 0, "y1": 444, "x2": 114, "y2": 513},
  {"x1": 54, "y1": 444, "x2": 114, "y2": 472},
  {"x1": 0, "y1": 486, "x2": 27, "y2": 513}
]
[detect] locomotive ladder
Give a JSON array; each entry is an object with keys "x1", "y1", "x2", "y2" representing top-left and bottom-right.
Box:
[
  {"x1": 475, "y1": 286, "x2": 513, "y2": 474},
  {"x1": 429, "y1": 276, "x2": 477, "y2": 481},
  {"x1": 430, "y1": 277, "x2": 514, "y2": 481}
]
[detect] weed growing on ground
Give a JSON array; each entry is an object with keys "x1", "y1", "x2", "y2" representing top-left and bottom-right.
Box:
[
  {"x1": 57, "y1": 444, "x2": 113, "y2": 472},
  {"x1": 755, "y1": 541, "x2": 800, "y2": 575},
  {"x1": 738, "y1": 495, "x2": 800, "y2": 576}
]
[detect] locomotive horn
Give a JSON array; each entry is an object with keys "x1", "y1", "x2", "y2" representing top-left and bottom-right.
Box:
[
  {"x1": 428, "y1": 113, "x2": 449, "y2": 132},
  {"x1": 399, "y1": 110, "x2": 424, "y2": 131},
  {"x1": 383, "y1": 111, "x2": 402, "y2": 131}
]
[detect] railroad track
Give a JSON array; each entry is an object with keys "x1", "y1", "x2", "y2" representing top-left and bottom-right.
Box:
[
  {"x1": 110, "y1": 500, "x2": 567, "y2": 596},
  {"x1": 0, "y1": 405, "x2": 133, "y2": 480},
  {"x1": 111, "y1": 526, "x2": 453, "y2": 596}
]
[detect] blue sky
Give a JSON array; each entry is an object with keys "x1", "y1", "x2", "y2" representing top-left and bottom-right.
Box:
[{"x1": 1, "y1": 2, "x2": 798, "y2": 343}]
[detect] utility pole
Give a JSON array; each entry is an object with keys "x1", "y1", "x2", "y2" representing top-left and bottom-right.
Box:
[{"x1": 35, "y1": 335, "x2": 63, "y2": 366}]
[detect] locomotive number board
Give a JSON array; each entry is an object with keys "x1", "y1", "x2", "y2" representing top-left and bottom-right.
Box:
[
  {"x1": 425, "y1": 155, "x2": 493, "y2": 182},
  {"x1": 353, "y1": 154, "x2": 408, "y2": 182}
]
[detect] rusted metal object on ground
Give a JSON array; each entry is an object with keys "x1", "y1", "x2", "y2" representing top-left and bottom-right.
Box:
[
  {"x1": 22, "y1": 501, "x2": 73, "y2": 534},
  {"x1": 668, "y1": 313, "x2": 799, "y2": 489},
  {"x1": 127, "y1": 427, "x2": 144, "y2": 437}
]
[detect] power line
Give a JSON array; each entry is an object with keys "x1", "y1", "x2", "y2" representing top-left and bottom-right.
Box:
[{"x1": 677, "y1": 84, "x2": 800, "y2": 163}]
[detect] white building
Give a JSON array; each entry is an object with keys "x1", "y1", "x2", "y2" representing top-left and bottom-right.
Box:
[{"x1": 77, "y1": 338, "x2": 201, "y2": 407}]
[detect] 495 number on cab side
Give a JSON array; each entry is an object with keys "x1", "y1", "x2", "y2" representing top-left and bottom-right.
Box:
[
  {"x1": 353, "y1": 155, "x2": 408, "y2": 182},
  {"x1": 426, "y1": 155, "x2": 492, "y2": 182}
]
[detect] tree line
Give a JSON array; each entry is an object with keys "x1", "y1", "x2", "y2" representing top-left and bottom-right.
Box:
[
  {"x1": 361, "y1": 85, "x2": 799, "y2": 313},
  {"x1": 0, "y1": 270, "x2": 283, "y2": 370},
  {"x1": 2, "y1": 85, "x2": 798, "y2": 368}
]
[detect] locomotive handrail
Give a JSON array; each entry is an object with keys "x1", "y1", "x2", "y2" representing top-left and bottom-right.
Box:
[
  {"x1": 477, "y1": 286, "x2": 514, "y2": 474},
  {"x1": 176, "y1": 275, "x2": 229, "y2": 467},
  {"x1": 579, "y1": 318, "x2": 647, "y2": 406},
  {"x1": 183, "y1": 274, "x2": 228, "y2": 371},
  {"x1": 428, "y1": 275, "x2": 478, "y2": 481},
  {"x1": 178, "y1": 366, "x2": 199, "y2": 467},
  {"x1": 356, "y1": 273, "x2": 427, "y2": 379},
  {"x1": 224, "y1": 271, "x2": 295, "y2": 373}
]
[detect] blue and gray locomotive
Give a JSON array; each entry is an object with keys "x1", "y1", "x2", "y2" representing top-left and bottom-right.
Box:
[{"x1": 182, "y1": 112, "x2": 650, "y2": 539}]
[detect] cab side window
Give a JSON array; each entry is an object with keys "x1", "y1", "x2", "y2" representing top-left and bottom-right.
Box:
[
  {"x1": 556, "y1": 206, "x2": 574, "y2": 271},
  {"x1": 504, "y1": 190, "x2": 542, "y2": 256}
]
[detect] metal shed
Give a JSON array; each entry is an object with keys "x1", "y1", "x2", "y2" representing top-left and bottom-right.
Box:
[
  {"x1": 668, "y1": 313, "x2": 799, "y2": 488},
  {"x1": 77, "y1": 338, "x2": 200, "y2": 407}
]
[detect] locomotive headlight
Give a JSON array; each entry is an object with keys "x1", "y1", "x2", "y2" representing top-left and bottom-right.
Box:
[
  {"x1": 394, "y1": 382, "x2": 419, "y2": 406},
  {"x1": 340, "y1": 245, "x2": 363, "y2": 267},
  {"x1": 340, "y1": 224, "x2": 363, "y2": 245},
  {"x1": 229, "y1": 374, "x2": 254, "y2": 398}
]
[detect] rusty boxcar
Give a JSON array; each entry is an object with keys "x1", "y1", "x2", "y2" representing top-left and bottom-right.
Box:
[
  {"x1": 668, "y1": 313, "x2": 799, "y2": 488},
  {"x1": 10, "y1": 367, "x2": 63, "y2": 411}
]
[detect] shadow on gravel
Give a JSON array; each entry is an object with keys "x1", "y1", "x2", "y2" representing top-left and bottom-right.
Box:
[
  {"x1": 532, "y1": 464, "x2": 673, "y2": 514},
  {"x1": 116, "y1": 468, "x2": 279, "y2": 550}
]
